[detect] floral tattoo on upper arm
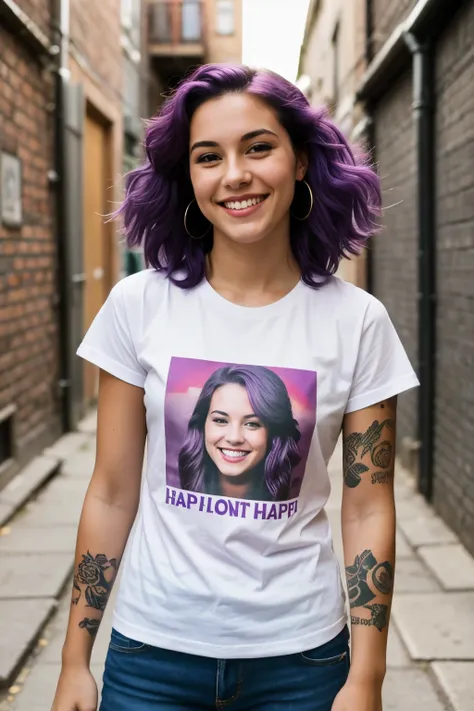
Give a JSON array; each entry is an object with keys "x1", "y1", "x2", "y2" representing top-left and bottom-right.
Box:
[{"x1": 343, "y1": 414, "x2": 394, "y2": 488}]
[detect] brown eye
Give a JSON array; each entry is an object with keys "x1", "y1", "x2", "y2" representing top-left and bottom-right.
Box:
[
  {"x1": 248, "y1": 143, "x2": 272, "y2": 154},
  {"x1": 197, "y1": 153, "x2": 220, "y2": 164}
]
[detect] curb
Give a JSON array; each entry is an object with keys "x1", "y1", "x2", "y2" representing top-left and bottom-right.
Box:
[{"x1": 0, "y1": 456, "x2": 60, "y2": 528}]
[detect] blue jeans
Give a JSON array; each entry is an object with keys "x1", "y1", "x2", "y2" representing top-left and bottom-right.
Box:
[{"x1": 100, "y1": 626, "x2": 350, "y2": 710}]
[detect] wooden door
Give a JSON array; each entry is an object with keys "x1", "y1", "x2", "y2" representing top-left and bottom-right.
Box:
[{"x1": 83, "y1": 110, "x2": 111, "y2": 402}]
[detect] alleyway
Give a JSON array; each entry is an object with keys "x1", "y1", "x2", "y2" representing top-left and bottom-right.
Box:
[{"x1": 0, "y1": 413, "x2": 473, "y2": 711}]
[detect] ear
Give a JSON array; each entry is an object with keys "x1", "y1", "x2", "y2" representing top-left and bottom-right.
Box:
[{"x1": 295, "y1": 150, "x2": 308, "y2": 181}]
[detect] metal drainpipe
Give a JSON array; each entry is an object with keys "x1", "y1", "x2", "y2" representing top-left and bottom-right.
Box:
[
  {"x1": 364, "y1": 0, "x2": 375, "y2": 294},
  {"x1": 52, "y1": 0, "x2": 72, "y2": 432},
  {"x1": 404, "y1": 32, "x2": 436, "y2": 501}
]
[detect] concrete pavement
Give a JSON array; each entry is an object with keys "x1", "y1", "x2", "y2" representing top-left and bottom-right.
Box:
[
  {"x1": 0, "y1": 417, "x2": 473, "y2": 710},
  {"x1": 327, "y1": 443, "x2": 474, "y2": 711}
]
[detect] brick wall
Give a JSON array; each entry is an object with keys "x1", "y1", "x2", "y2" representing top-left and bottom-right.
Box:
[
  {"x1": 18, "y1": 0, "x2": 53, "y2": 38},
  {"x1": 433, "y1": 1, "x2": 474, "y2": 554},
  {"x1": 70, "y1": 0, "x2": 122, "y2": 104},
  {"x1": 372, "y1": 0, "x2": 418, "y2": 53},
  {"x1": 372, "y1": 72, "x2": 419, "y2": 449},
  {"x1": 0, "y1": 23, "x2": 61, "y2": 483}
]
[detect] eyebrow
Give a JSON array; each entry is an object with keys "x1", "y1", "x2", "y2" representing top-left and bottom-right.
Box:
[
  {"x1": 190, "y1": 128, "x2": 277, "y2": 153},
  {"x1": 211, "y1": 410, "x2": 259, "y2": 419}
]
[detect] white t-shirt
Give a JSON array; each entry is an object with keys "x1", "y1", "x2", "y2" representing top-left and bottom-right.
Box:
[{"x1": 77, "y1": 269, "x2": 419, "y2": 658}]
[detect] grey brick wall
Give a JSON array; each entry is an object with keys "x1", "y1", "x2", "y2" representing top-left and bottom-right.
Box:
[
  {"x1": 372, "y1": 72, "x2": 419, "y2": 450},
  {"x1": 372, "y1": 0, "x2": 418, "y2": 53},
  {"x1": 433, "y1": 1, "x2": 474, "y2": 555}
]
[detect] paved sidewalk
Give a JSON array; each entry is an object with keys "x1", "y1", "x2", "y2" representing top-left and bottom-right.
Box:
[
  {"x1": 0, "y1": 421, "x2": 473, "y2": 710},
  {"x1": 327, "y1": 443, "x2": 474, "y2": 711}
]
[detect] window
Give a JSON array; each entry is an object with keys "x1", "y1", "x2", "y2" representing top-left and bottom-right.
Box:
[
  {"x1": 182, "y1": 0, "x2": 202, "y2": 42},
  {"x1": 216, "y1": 0, "x2": 234, "y2": 36}
]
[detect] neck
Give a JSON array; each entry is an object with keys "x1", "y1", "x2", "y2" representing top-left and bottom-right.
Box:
[{"x1": 206, "y1": 220, "x2": 300, "y2": 306}]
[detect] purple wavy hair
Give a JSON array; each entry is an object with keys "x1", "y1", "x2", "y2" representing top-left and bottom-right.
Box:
[
  {"x1": 119, "y1": 63, "x2": 381, "y2": 288},
  {"x1": 178, "y1": 365, "x2": 301, "y2": 501}
]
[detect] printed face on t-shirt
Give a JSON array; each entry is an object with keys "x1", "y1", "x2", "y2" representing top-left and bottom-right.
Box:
[
  {"x1": 165, "y1": 358, "x2": 317, "y2": 512},
  {"x1": 204, "y1": 383, "x2": 268, "y2": 480}
]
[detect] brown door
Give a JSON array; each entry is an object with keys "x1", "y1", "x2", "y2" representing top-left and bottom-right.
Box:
[{"x1": 83, "y1": 110, "x2": 112, "y2": 402}]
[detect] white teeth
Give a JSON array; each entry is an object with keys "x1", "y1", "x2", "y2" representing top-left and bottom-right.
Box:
[
  {"x1": 224, "y1": 196, "x2": 265, "y2": 210},
  {"x1": 221, "y1": 449, "x2": 249, "y2": 458}
]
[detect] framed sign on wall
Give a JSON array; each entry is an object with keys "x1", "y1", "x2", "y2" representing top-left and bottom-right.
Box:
[{"x1": 1, "y1": 152, "x2": 23, "y2": 227}]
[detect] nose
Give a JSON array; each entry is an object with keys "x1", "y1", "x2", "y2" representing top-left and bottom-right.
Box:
[
  {"x1": 225, "y1": 423, "x2": 245, "y2": 446},
  {"x1": 223, "y1": 157, "x2": 251, "y2": 190}
]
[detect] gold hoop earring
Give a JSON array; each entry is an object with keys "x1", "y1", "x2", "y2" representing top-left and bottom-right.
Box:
[
  {"x1": 184, "y1": 199, "x2": 212, "y2": 240},
  {"x1": 291, "y1": 180, "x2": 314, "y2": 221}
]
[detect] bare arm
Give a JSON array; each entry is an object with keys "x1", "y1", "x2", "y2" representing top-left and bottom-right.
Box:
[
  {"x1": 61, "y1": 369, "x2": 146, "y2": 669},
  {"x1": 341, "y1": 397, "x2": 397, "y2": 687}
]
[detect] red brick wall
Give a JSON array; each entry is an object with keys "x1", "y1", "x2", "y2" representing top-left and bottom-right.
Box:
[
  {"x1": 70, "y1": 0, "x2": 123, "y2": 104},
  {"x1": 17, "y1": 0, "x2": 53, "y2": 38},
  {"x1": 0, "y1": 23, "x2": 61, "y2": 476}
]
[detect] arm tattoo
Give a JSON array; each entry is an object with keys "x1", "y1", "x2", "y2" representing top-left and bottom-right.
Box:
[
  {"x1": 79, "y1": 618, "x2": 101, "y2": 636},
  {"x1": 371, "y1": 471, "x2": 392, "y2": 484},
  {"x1": 343, "y1": 418, "x2": 394, "y2": 488},
  {"x1": 346, "y1": 549, "x2": 393, "y2": 632},
  {"x1": 351, "y1": 605, "x2": 388, "y2": 632},
  {"x1": 72, "y1": 551, "x2": 119, "y2": 637}
]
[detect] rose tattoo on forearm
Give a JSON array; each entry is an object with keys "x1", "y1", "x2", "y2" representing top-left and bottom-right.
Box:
[
  {"x1": 72, "y1": 551, "x2": 119, "y2": 636},
  {"x1": 346, "y1": 549, "x2": 394, "y2": 632}
]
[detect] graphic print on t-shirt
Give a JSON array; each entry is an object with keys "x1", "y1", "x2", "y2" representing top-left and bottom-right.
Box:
[{"x1": 164, "y1": 358, "x2": 317, "y2": 521}]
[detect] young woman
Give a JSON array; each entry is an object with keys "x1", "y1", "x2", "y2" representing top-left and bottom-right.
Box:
[
  {"x1": 51, "y1": 64, "x2": 418, "y2": 711},
  {"x1": 179, "y1": 364, "x2": 302, "y2": 501}
]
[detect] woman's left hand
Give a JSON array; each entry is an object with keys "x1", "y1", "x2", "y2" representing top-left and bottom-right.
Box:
[{"x1": 331, "y1": 679, "x2": 383, "y2": 711}]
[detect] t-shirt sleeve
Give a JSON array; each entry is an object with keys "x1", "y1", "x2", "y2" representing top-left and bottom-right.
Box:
[
  {"x1": 76, "y1": 280, "x2": 147, "y2": 388},
  {"x1": 345, "y1": 297, "x2": 419, "y2": 414}
]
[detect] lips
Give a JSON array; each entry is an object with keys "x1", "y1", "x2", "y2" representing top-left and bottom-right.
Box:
[
  {"x1": 217, "y1": 194, "x2": 269, "y2": 219},
  {"x1": 218, "y1": 448, "x2": 250, "y2": 463},
  {"x1": 219, "y1": 195, "x2": 269, "y2": 211}
]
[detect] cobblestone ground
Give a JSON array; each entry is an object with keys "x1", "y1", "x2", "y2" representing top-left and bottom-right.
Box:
[{"x1": 1, "y1": 425, "x2": 473, "y2": 710}]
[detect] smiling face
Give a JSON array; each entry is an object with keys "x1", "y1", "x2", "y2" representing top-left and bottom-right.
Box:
[
  {"x1": 189, "y1": 92, "x2": 307, "y2": 246},
  {"x1": 204, "y1": 382, "x2": 268, "y2": 478}
]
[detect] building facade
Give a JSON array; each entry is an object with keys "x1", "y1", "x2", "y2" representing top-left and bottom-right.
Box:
[
  {"x1": 298, "y1": 0, "x2": 474, "y2": 555},
  {"x1": 67, "y1": 0, "x2": 125, "y2": 406},
  {"x1": 0, "y1": 0, "x2": 146, "y2": 490},
  {"x1": 147, "y1": 0, "x2": 242, "y2": 113},
  {"x1": 121, "y1": 0, "x2": 148, "y2": 277},
  {"x1": 0, "y1": 0, "x2": 61, "y2": 489},
  {"x1": 204, "y1": 0, "x2": 243, "y2": 65},
  {"x1": 298, "y1": 0, "x2": 368, "y2": 288}
]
